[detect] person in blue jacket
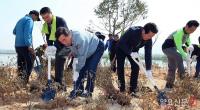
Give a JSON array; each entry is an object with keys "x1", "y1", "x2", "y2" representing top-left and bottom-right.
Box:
[
  {"x1": 105, "y1": 34, "x2": 114, "y2": 64},
  {"x1": 13, "y1": 10, "x2": 40, "y2": 84},
  {"x1": 116, "y1": 23, "x2": 158, "y2": 97}
]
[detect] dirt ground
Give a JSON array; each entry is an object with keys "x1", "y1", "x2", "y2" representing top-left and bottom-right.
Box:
[{"x1": 0, "y1": 64, "x2": 200, "y2": 110}]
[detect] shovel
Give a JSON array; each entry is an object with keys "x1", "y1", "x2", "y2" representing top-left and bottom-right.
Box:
[
  {"x1": 186, "y1": 47, "x2": 194, "y2": 76},
  {"x1": 34, "y1": 56, "x2": 43, "y2": 74},
  {"x1": 31, "y1": 45, "x2": 43, "y2": 75},
  {"x1": 131, "y1": 54, "x2": 168, "y2": 105},
  {"x1": 41, "y1": 46, "x2": 57, "y2": 102}
]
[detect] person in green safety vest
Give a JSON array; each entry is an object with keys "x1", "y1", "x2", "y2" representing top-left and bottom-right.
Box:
[
  {"x1": 162, "y1": 20, "x2": 199, "y2": 91},
  {"x1": 40, "y1": 7, "x2": 69, "y2": 91}
]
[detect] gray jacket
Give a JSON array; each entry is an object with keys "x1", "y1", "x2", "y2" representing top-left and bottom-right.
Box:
[{"x1": 71, "y1": 31, "x2": 99, "y2": 72}]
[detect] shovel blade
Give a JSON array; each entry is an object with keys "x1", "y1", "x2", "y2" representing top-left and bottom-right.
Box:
[
  {"x1": 41, "y1": 80, "x2": 56, "y2": 102},
  {"x1": 157, "y1": 91, "x2": 168, "y2": 105},
  {"x1": 34, "y1": 65, "x2": 43, "y2": 74},
  {"x1": 41, "y1": 87, "x2": 56, "y2": 102}
]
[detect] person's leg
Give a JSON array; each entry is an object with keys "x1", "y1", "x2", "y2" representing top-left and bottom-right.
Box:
[
  {"x1": 73, "y1": 65, "x2": 87, "y2": 90},
  {"x1": 85, "y1": 41, "x2": 104, "y2": 94},
  {"x1": 176, "y1": 54, "x2": 185, "y2": 79},
  {"x1": 113, "y1": 53, "x2": 117, "y2": 72},
  {"x1": 110, "y1": 51, "x2": 116, "y2": 72},
  {"x1": 108, "y1": 52, "x2": 112, "y2": 64},
  {"x1": 163, "y1": 48, "x2": 181, "y2": 88},
  {"x1": 68, "y1": 62, "x2": 88, "y2": 99},
  {"x1": 15, "y1": 47, "x2": 25, "y2": 76},
  {"x1": 22, "y1": 47, "x2": 34, "y2": 83},
  {"x1": 55, "y1": 55, "x2": 66, "y2": 85},
  {"x1": 54, "y1": 46, "x2": 68, "y2": 85},
  {"x1": 70, "y1": 41, "x2": 104, "y2": 98},
  {"x1": 194, "y1": 56, "x2": 200, "y2": 78},
  {"x1": 116, "y1": 47, "x2": 126, "y2": 92},
  {"x1": 127, "y1": 55, "x2": 139, "y2": 93},
  {"x1": 165, "y1": 55, "x2": 177, "y2": 88}
]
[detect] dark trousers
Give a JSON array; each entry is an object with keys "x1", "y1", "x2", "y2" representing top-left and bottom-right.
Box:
[
  {"x1": 195, "y1": 56, "x2": 200, "y2": 77},
  {"x1": 162, "y1": 47, "x2": 185, "y2": 87},
  {"x1": 74, "y1": 41, "x2": 104, "y2": 93},
  {"x1": 110, "y1": 52, "x2": 116, "y2": 72},
  {"x1": 55, "y1": 55, "x2": 66, "y2": 84},
  {"x1": 47, "y1": 40, "x2": 66, "y2": 85},
  {"x1": 15, "y1": 47, "x2": 34, "y2": 80},
  {"x1": 116, "y1": 47, "x2": 139, "y2": 92}
]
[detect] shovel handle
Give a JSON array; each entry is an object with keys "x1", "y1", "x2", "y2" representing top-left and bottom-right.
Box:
[
  {"x1": 132, "y1": 56, "x2": 157, "y2": 88},
  {"x1": 48, "y1": 56, "x2": 51, "y2": 80},
  {"x1": 35, "y1": 56, "x2": 40, "y2": 66}
]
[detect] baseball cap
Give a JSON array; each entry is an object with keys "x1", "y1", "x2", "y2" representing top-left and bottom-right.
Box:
[{"x1": 29, "y1": 10, "x2": 41, "y2": 21}]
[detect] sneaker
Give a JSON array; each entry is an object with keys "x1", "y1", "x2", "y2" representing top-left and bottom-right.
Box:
[
  {"x1": 80, "y1": 91, "x2": 92, "y2": 98},
  {"x1": 194, "y1": 76, "x2": 200, "y2": 80},
  {"x1": 129, "y1": 91, "x2": 141, "y2": 98},
  {"x1": 57, "y1": 84, "x2": 67, "y2": 91},
  {"x1": 76, "y1": 90, "x2": 84, "y2": 96},
  {"x1": 19, "y1": 74, "x2": 29, "y2": 86},
  {"x1": 179, "y1": 73, "x2": 185, "y2": 80},
  {"x1": 194, "y1": 72, "x2": 200, "y2": 79},
  {"x1": 164, "y1": 82, "x2": 173, "y2": 92},
  {"x1": 68, "y1": 90, "x2": 77, "y2": 100},
  {"x1": 163, "y1": 87, "x2": 172, "y2": 92}
]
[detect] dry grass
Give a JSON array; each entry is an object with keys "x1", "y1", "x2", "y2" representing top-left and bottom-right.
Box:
[
  {"x1": 96, "y1": 67, "x2": 132, "y2": 106},
  {"x1": 0, "y1": 58, "x2": 200, "y2": 110}
]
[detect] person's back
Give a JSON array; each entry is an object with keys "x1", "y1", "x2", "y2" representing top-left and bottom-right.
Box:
[
  {"x1": 14, "y1": 15, "x2": 33, "y2": 47},
  {"x1": 118, "y1": 26, "x2": 151, "y2": 54},
  {"x1": 71, "y1": 30, "x2": 100, "y2": 61}
]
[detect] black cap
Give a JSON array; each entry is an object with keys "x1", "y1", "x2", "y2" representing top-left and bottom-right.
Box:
[
  {"x1": 95, "y1": 32, "x2": 102, "y2": 36},
  {"x1": 29, "y1": 10, "x2": 40, "y2": 21},
  {"x1": 95, "y1": 32, "x2": 105, "y2": 41}
]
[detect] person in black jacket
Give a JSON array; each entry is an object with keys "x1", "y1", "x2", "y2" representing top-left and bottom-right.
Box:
[
  {"x1": 191, "y1": 36, "x2": 200, "y2": 78},
  {"x1": 40, "y1": 7, "x2": 69, "y2": 90},
  {"x1": 116, "y1": 23, "x2": 158, "y2": 97}
]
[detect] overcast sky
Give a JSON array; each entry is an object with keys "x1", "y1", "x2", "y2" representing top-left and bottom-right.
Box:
[{"x1": 0, "y1": 0, "x2": 200, "y2": 55}]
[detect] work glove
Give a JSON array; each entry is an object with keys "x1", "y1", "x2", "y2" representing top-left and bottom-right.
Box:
[
  {"x1": 191, "y1": 55, "x2": 197, "y2": 61},
  {"x1": 45, "y1": 46, "x2": 57, "y2": 57},
  {"x1": 188, "y1": 46, "x2": 194, "y2": 54},
  {"x1": 73, "y1": 58, "x2": 79, "y2": 82},
  {"x1": 185, "y1": 54, "x2": 192, "y2": 64},
  {"x1": 131, "y1": 52, "x2": 139, "y2": 59},
  {"x1": 28, "y1": 47, "x2": 36, "y2": 59},
  {"x1": 185, "y1": 46, "x2": 194, "y2": 62},
  {"x1": 146, "y1": 70, "x2": 156, "y2": 86},
  {"x1": 146, "y1": 70, "x2": 153, "y2": 79}
]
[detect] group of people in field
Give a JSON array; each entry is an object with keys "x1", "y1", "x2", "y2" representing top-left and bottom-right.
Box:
[{"x1": 13, "y1": 6, "x2": 200, "y2": 99}]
